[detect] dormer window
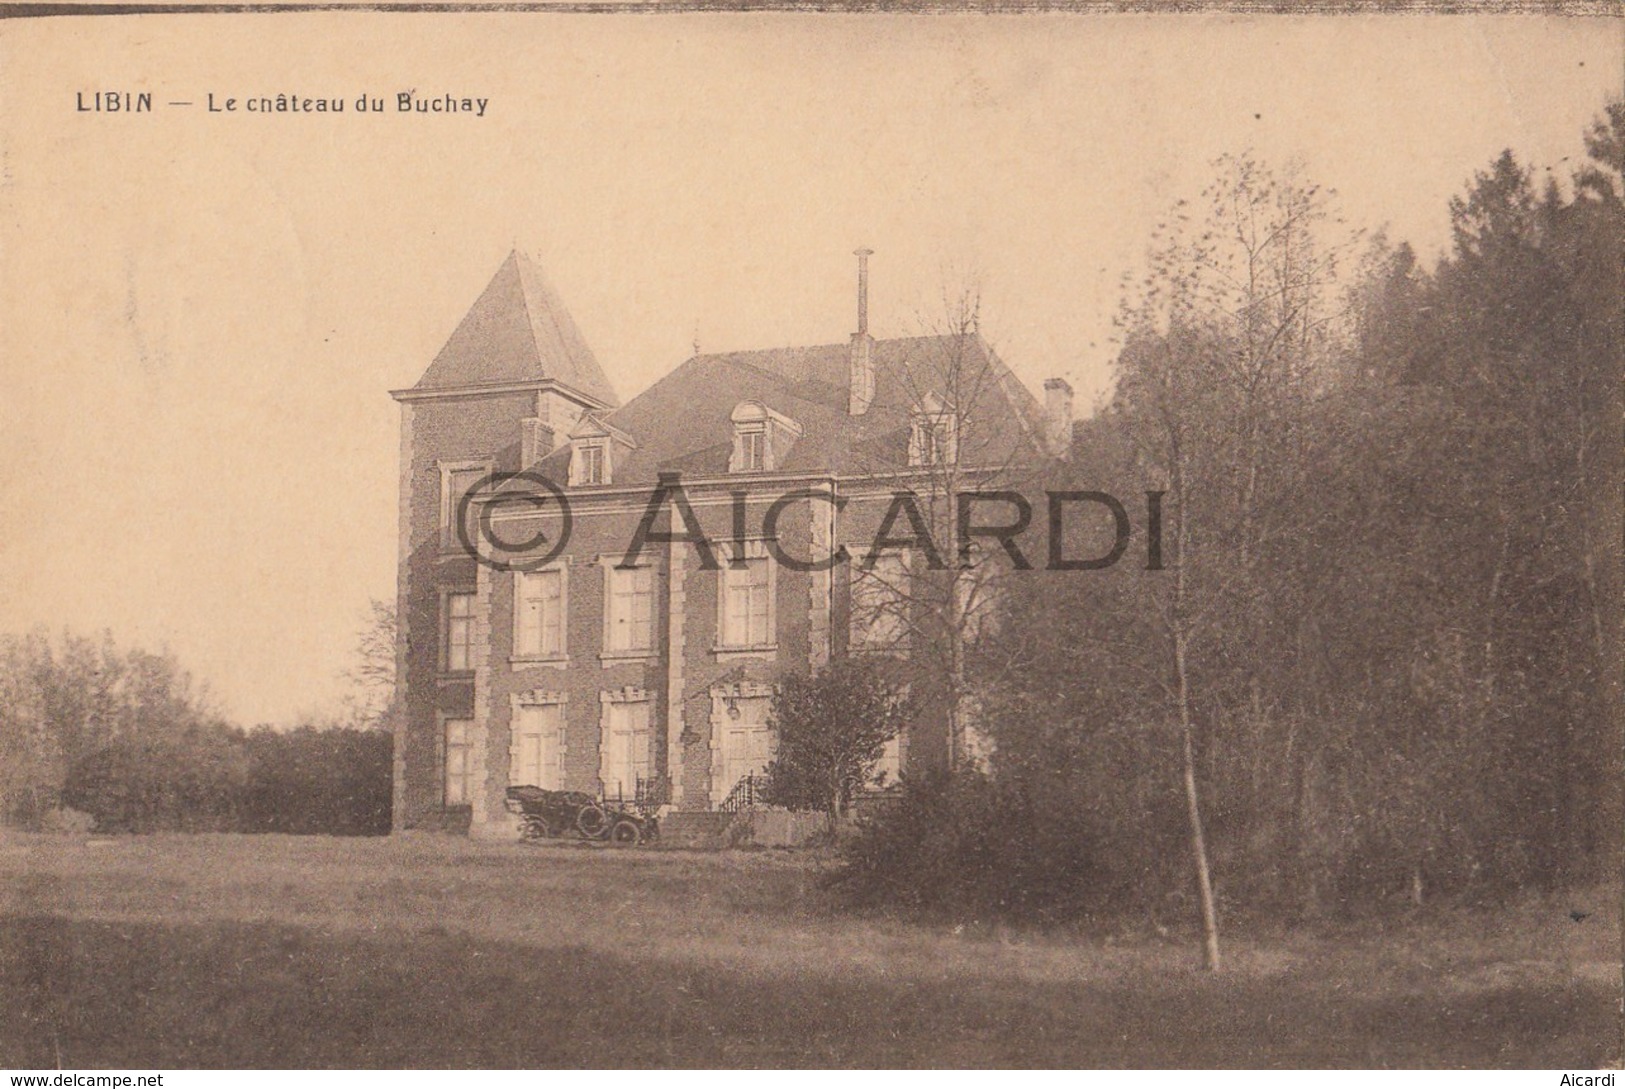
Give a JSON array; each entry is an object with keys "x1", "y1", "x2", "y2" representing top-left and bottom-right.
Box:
[
  {"x1": 740, "y1": 430, "x2": 765, "y2": 471},
  {"x1": 567, "y1": 414, "x2": 636, "y2": 488},
  {"x1": 729, "y1": 401, "x2": 802, "y2": 474},
  {"x1": 579, "y1": 444, "x2": 606, "y2": 485},
  {"x1": 909, "y1": 392, "x2": 958, "y2": 467},
  {"x1": 919, "y1": 419, "x2": 951, "y2": 465}
]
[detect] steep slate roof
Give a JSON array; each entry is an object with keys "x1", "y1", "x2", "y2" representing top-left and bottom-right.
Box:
[
  {"x1": 530, "y1": 333, "x2": 1051, "y2": 486},
  {"x1": 411, "y1": 250, "x2": 619, "y2": 407}
]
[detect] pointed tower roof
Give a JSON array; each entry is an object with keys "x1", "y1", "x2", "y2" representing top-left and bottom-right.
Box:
[{"x1": 409, "y1": 250, "x2": 618, "y2": 407}]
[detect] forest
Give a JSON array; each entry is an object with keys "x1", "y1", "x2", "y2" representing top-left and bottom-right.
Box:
[
  {"x1": 0, "y1": 628, "x2": 391, "y2": 836},
  {"x1": 841, "y1": 102, "x2": 1623, "y2": 956}
]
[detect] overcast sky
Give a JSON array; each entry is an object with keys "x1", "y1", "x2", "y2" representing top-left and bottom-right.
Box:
[{"x1": 1, "y1": 13, "x2": 1618, "y2": 724}]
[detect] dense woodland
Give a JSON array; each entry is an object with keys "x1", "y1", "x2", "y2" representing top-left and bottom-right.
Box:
[
  {"x1": 0, "y1": 630, "x2": 391, "y2": 835},
  {"x1": 0, "y1": 107, "x2": 1618, "y2": 949},
  {"x1": 841, "y1": 103, "x2": 1623, "y2": 947}
]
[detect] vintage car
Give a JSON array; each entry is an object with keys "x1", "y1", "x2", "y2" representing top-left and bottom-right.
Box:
[{"x1": 503, "y1": 785, "x2": 657, "y2": 845}]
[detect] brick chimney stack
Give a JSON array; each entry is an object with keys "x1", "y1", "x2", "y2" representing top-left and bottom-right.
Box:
[
  {"x1": 848, "y1": 248, "x2": 876, "y2": 416},
  {"x1": 1044, "y1": 378, "x2": 1074, "y2": 458}
]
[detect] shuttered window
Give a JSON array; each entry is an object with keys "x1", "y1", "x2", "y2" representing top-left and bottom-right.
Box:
[
  {"x1": 606, "y1": 565, "x2": 654, "y2": 653},
  {"x1": 516, "y1": 568, "x2": 566, "y2": 658},
  {"x1": 600, "y1": 699, "x2": 653, "y2": 802},
  {"x1": 851, "y1": 553, "x2": 908, "y2": 651},
  {"x1": 511, "y1": 703, "x2": 564, "y2": 790}
]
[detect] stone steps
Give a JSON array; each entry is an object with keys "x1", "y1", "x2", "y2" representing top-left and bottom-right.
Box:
[
  {"x1": 657, "y1": 811, "x2": 735, "y2": 850},
  {"x1": 656, "y1": 809, "x2": 832, "y2": 850}
]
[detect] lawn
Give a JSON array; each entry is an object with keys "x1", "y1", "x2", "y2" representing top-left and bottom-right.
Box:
[{"x1": 0, "y1": 833, "x2": 1618, "y2": 1068}]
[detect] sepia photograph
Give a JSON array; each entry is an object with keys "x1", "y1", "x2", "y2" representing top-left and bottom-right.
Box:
[{"x1": 0, "y1": 7, "x2": 1620, "y2": 1072}]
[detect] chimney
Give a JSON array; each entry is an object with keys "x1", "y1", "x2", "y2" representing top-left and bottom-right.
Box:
[
  {"x1": 848, "y1": 248, "x2": 876, "y2": 416},
  {"x1": 1043, "y1": 378, "x2": 1074, "y2": 458}
]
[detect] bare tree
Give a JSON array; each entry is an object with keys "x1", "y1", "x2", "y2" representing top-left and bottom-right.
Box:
[
  {"x1": 846, "y1": 281, "x2": 1046, "y2": 772},
  {"x1": 339, "y1": 599, "x2": 397, "y2": 731},
  {"x1": 1110, "y1": 153, "x2": 1360, "y2": 969}
]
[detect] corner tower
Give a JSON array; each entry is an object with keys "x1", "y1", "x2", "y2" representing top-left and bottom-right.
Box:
[{"x1": 389, "y1": 251, "x2": 617, "y2": 831}]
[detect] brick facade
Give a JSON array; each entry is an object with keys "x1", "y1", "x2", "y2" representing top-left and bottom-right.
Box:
[{"x1": 391, "y1": 250, "x2": 1064, "y2": 833}]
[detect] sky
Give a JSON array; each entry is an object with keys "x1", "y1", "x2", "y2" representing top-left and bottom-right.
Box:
[{"x1": 0, "y1": 13, "x2": 1618, "y2": 724}]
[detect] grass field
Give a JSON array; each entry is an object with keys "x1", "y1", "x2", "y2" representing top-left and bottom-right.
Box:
[{"x1": 0, "y1": 833, "x2": 1618, "y2": 1068}]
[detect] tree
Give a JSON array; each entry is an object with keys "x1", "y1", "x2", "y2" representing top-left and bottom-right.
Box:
[
  {"x1": 845, "y1": 280, "x2": 1048, "y2": 772},
  {"x1": 0, "y1": 633, "x2": 57, "y2": 825},
  {"x1": 241, "y1": 723, "x2": 392, "y2": 835},
  {"x1": 763, "y1": 658, "x2": 913, "y2": 821},
  {"x1": 1395, "y1": 123, "x2": 1624, "y2": 888},
  {"x1": 0, "y1": 625, "x2": 401, "y2": 835},
  {"x1": 1098, "y1": 154, "x2": 1360, "y2": 966},
  {"x1": 63, "y1": 725, "x2": 248, "y2": 833},
  {"x1": 339, "y1": 598, "x2": 397, "y2": 731},
  {"x1": 0, "y1": 629, "x2": 228, "y2": 827}
]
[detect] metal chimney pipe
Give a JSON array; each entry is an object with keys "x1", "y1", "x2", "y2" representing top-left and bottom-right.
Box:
[{"x1": 854, "y1": 248, "x2": 873, "y2": 335}]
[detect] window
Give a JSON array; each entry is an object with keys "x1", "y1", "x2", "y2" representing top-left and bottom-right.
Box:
[
  {"x1": 872, "y1": 730, "x2": 903, "y2": 788},
  {"x1": 511, "y1": 702, "x2": 564, "y2": 790},
  {"x1": 605, "y1": 565, "x2": 655, "y2": 654},
  {"x1": 444, "y1": 718, "x2": 473, "y2": 805},
  {"x1": 444, "y1": 591, "x2": 475, "y2": 672},
  {"x1": 960, "y1": 693, "x2": 994, "y2": 772},
  {"x1": 720, "y1": 557, "x2": 773, "y2": 649},
  {"x1": 908, "y1": 397, "x2": 958, "y2": 468},
  {"x1": 515, "y1": 568, "x2": 566, "y2": 659},
  {"x1": 851, "y1": 553, "x2": 908, "y2": 651},
  {"x1": 567, "y1": 416, "x2": 634, "y2": 486},
  {"x1": 740, "y1": 430, "x2": 765, "y2": 471},
  {"x1": 600, "y1": 698, "x2": 653, "y2": 802},
  {"x1": 957, "y1": 567, "x2": 1002, "y2": 645},
  {"x1": 441, "y1": 464, "x2": 489, "y2": 547},
  {"x1": 728, "y1": 401, "x2": 800, "y2": 473},
  {"x1": 577, "y1": 444, "x2": 606, "y2": 485}
]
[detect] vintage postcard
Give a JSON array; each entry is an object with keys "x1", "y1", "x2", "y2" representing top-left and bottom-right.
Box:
[{"x1": 0, "y1": 7, "x2": 1620, "y2": 1073}]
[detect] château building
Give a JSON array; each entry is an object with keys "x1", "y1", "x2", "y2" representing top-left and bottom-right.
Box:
[{"x1": 390, "y1": 249, "x2": 1072, "y2": 835}]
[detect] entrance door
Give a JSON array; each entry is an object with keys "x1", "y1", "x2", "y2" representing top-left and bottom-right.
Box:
[{"x1": 714, "y1": 696, "x2": 775, "y2": 805}]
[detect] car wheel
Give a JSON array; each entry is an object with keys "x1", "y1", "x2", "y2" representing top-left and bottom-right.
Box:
[{"x1": 576, "y1": 804, "x2": 608, "y2": 838}]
